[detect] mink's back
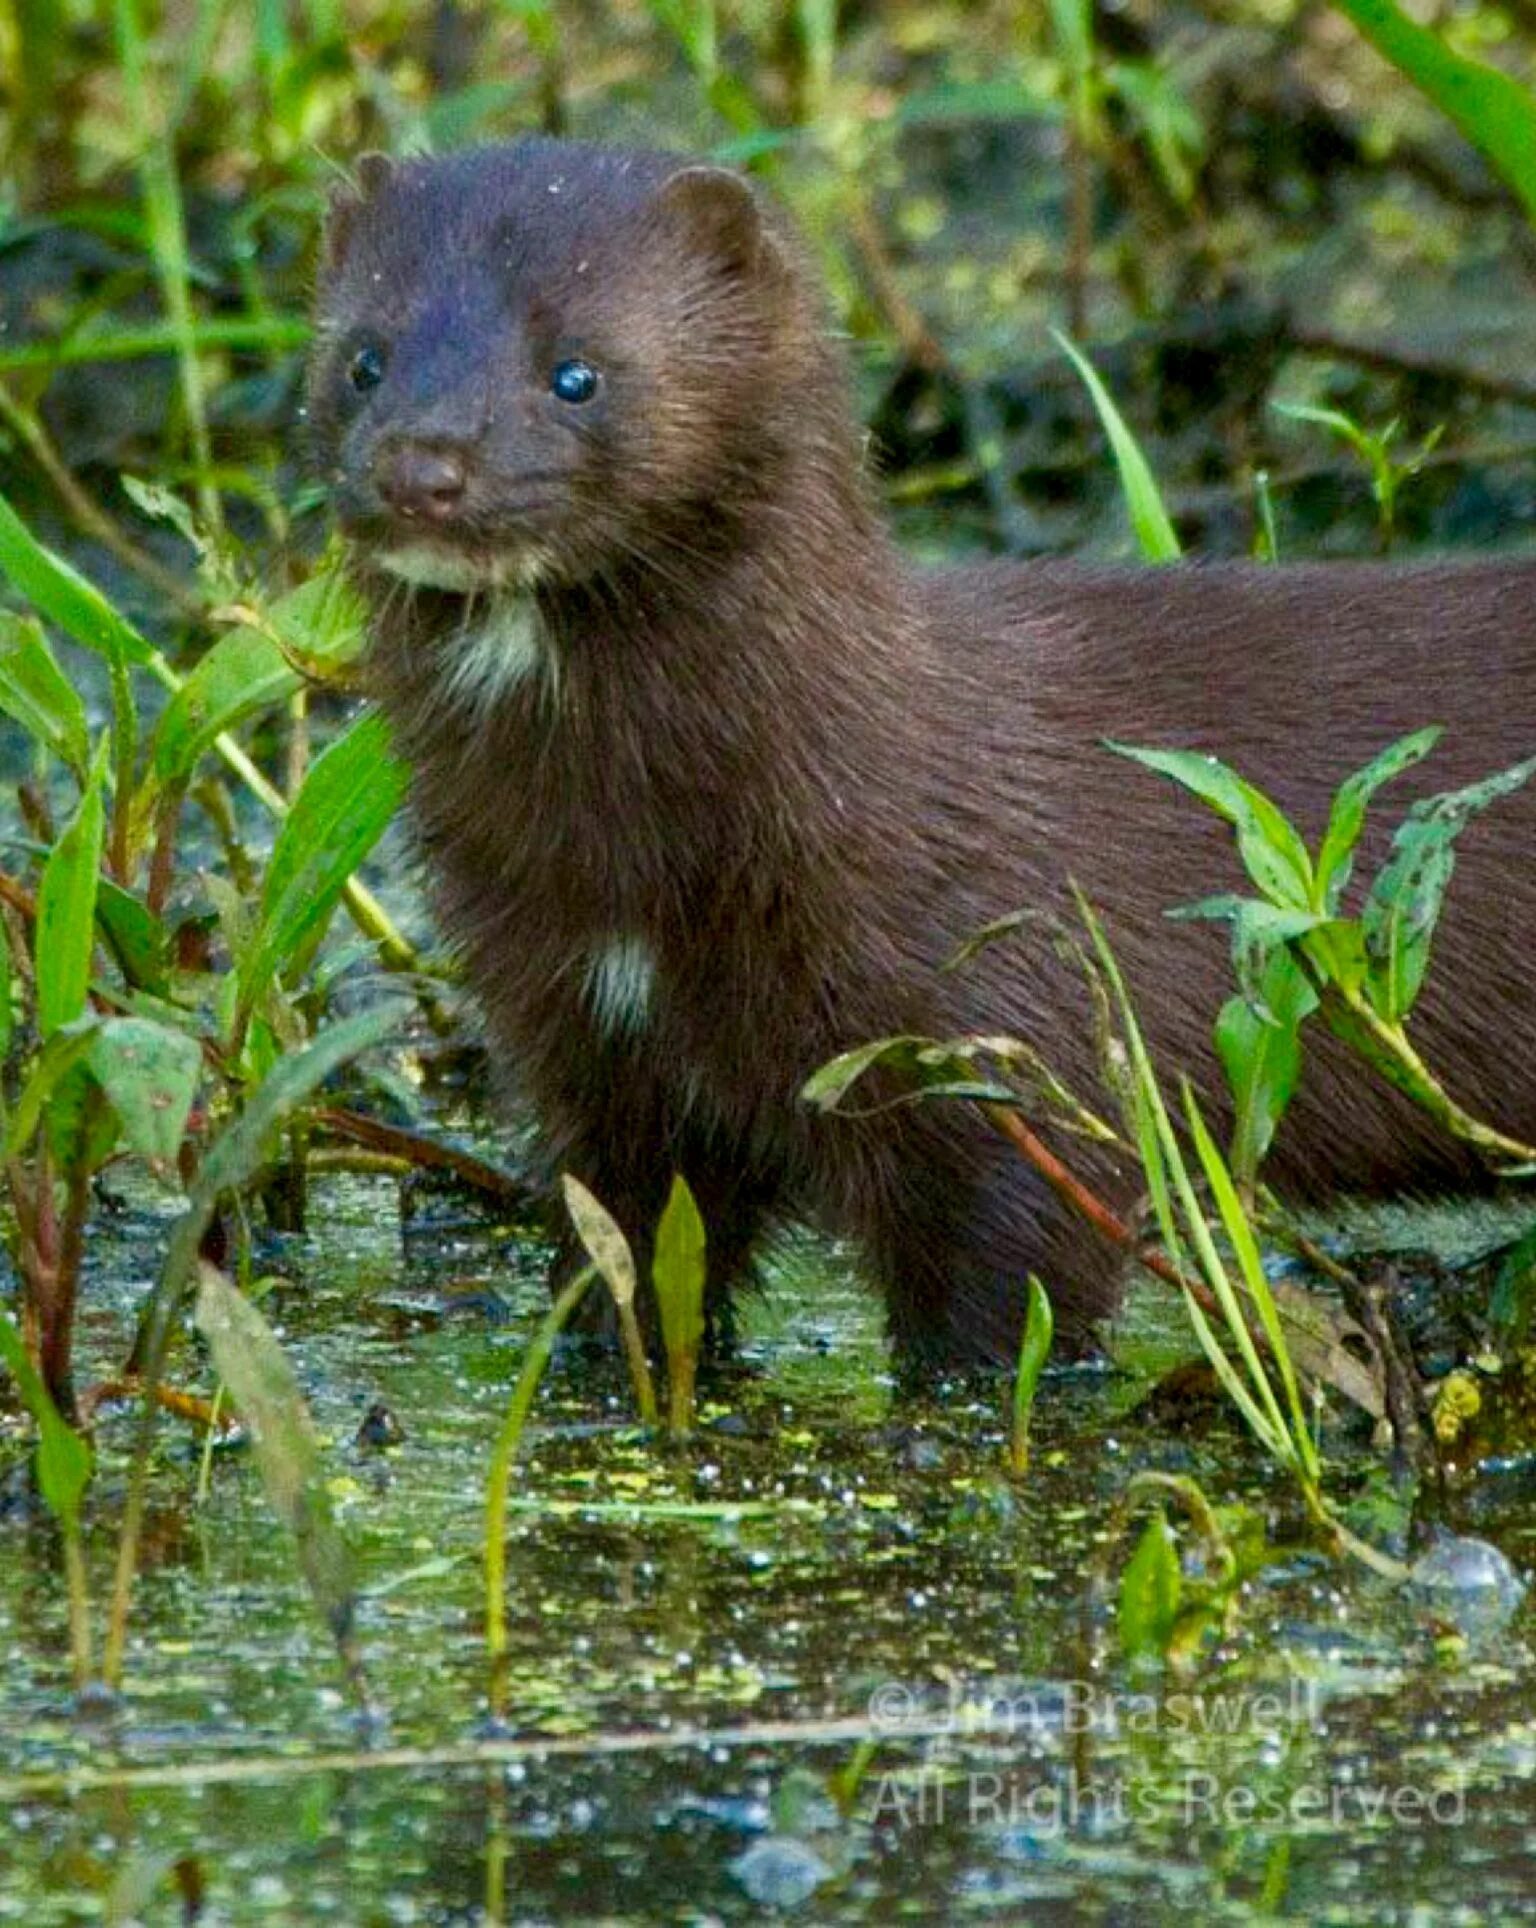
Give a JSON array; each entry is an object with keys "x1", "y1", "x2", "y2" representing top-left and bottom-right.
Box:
[{"x1": 905, "y1": 554, "x2": 1536, "y2": 1198}]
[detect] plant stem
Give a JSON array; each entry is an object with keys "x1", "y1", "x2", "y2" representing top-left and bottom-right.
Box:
[
  {"x1": 114, "y1": 0, "x2": 223, "y2": 531},
  {"x1": 135, "y1": 645, "x2": 415, "y2": 970},
  {"x1": 0, "y1": 384, "x2": 200, "y2": 611},
  {"x1": 617, "y1": 1303, "x2": 659, "y2": 1427},
  {"x1": 982, "y1": 1101, "x2": 1223, "y2": 1320},
  {"x1": 0, "y1": 317, "x2": 310, "y2": 374},
  {"x1": 484, "y1": 1267, "x2": 595, "y2": 1717},
  {"x1": 61, "y1": 1532, "x2": 95, "y2": 1690},
  {"x1": 1322, "y1": 981, "x2": 1536, "y2": 1171}
]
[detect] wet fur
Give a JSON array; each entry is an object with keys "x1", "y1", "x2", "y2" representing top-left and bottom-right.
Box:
[{"x1": 309, "y1": 139, "x2": 1536, "y2": 1365}]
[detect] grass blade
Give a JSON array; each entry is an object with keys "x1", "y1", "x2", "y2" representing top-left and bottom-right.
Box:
[{"x1": 1053, "y1": 330, "x2": 1181, "y2": 561}]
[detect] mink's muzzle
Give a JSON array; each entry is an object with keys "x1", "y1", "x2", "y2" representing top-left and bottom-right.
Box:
[{"x1": 374, "y1": 442, "x2": 469, "y2": 523}]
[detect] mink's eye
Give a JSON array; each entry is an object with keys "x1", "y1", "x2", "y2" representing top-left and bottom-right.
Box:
[
  {"x1": 348, "y1": 342, "x2": 387, "y2": 395},
  {"x1": 550, "y1": 358, "x2": 599, "y2": 404}
]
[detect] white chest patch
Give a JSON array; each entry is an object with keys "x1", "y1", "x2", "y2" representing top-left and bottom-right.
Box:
[
  {"x1": 441, "y1": 596, "x2": 552, "y2": 713},
  {"x1": 583, "y1": 935, "x2": 657, "y2": 1040}
]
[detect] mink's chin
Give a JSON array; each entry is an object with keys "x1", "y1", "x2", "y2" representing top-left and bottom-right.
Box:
[{"x1": 367, "y1": 538, "x2": 552, "y2": 594}]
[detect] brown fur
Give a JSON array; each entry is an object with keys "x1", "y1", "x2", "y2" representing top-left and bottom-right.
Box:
[{"x1": 308, "y1": 138, "x2": 1536, "y2": 1365}]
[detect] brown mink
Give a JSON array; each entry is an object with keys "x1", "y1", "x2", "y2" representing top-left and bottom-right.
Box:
[{"x1": 307, "y1": 138, "x2": 1536, "y2": 1366}]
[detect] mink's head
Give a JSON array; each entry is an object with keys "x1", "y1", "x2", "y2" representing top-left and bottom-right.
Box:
[{"x1": 307, "y1": 140, "x2": 832, "y2": 596}]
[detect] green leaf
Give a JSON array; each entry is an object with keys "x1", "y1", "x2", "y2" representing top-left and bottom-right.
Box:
[
  {"x1": 95, "y1": 880, "x2": 169, "y2": 995},
  {"x1": 1489, "y1": 1219, "x2": 1536, "y2": 1345},
  {"x1": 35, "y1": 750, "x2": 106, "y2": 1037},
  {"x1": 264, "y1": 566, "x2": 369, "y2": 670},
  {"x1": 0, "y1": 1307, "x2": 92, "y2": 1530},
  {"x1": 194, "y1": 1264, "x2": 355, "y2": 1643},
  {"x1": 5, "y1": 1018, "x2": 98, "y2": 1156},
  {"x1": 1008, "y1": 1276, "x2": 1055, "y2": 1480},
  {"x1": 197, "y1": 1010, "x2": 400, "y2": 1203},
  {"x1": 1316, "y1": 727, "x2": 1442, "y2": 911},
  {"x1": 1229, "y1": 902, "x2": 1326, "y2": 1010},
  {"x1": 1053, "y1": 331, "x2": 1181, "y2": 562},
  {"x1": 1304, "y1": 916, "x2": 1370, "y2": 998},
  {"x1": 0, "y1": 612, "x2": 91, "y2": 778},
  {"x1": 654, "y1": 1174, "x2": 707, "y2": 1364},
  {"x1": 150, "y1": 626, "x2": 302, "y2": 788},
  {"x1": 1215, "y1": 948, "x2": 1320, "y2": 1188},
  {"x1": 0, "y1": 487, "x2": 152, "y2": 666},
  {"x1": 130, "y1": 1001, "x2": 408, "y2": 1381},
  {"x1": 45, "y1": 1061, "x2": 117, "y2": 1177},
  {"x1": 1118, "y1": 1510, "x2": 1181, "y2": 1662},
  {"x1": 236, "y1": 711, "x2": 408, "y2": 1021},
  {"x1": 1172, "y1": 895, "x2": 1327, "y2": 1011},
  {"x1": 88, "y1": 1016, "x2": 202, "y2": 1170},
  {"x1": 1050, "y1": 0, "x2": 1093, "y2": 85},
  {"x1": 896, "y1": 80, "x2": 1059, "y2": 127},
  {"x1": 1079, "y1": 893, "x2": 1303, "y2": 1454},
  {"x1": 203, "y1": 1004, "x2": 405, "y2": 1209},
  {"x1": 1362, "y1": 753, "x2": 1536, "y2": 1022},
  {"x1": 800, "y1": 1034, "x2": 1018, "y2": 1112},
  {"x1": 1333, "y1": 0, "x2": 1536, "y2": 225},
  {"x1": 1110, "y1": 742, "x2": 1314, "y2": 908},
  {"x1": 801, "y1": 1035, "x2": 935, "y2": 1110},
  {"x1": 653, "y1": 1173, "x2": 706, "y2": 1434},
  {"x1": 1184, "y1": 1084, "x2": 1320, "y2": 1480},
  {"x1": 1106, "y1": 58, "x2": 1204, "y2": 205},
  {"x1": 1274, "y1": 401, "x2": 1380, "y2": 465},
  {"x1": 120, "y1": 474, "x2": 205, "y2": 559},
  {"x1": 0, "y1": 316, "x2": 311, "y2": 375}
]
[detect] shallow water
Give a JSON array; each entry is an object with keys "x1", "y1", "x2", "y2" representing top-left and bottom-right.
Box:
[{"x1": 2, "y1": 1174, "x2": 1534, "y2": 1925}]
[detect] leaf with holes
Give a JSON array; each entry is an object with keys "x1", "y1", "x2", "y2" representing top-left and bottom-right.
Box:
[
  {"x1": 562, "y1": 1174, "x2": 639, "y2": 1310},
  {"x1": 1110, "y1": 743, "x2": 1314, "y2": 910},
  {"x1": 1363, "y1": 754, "x2": 1536, "y2": 1022},
  {"x1": 1316, "y1": 727, "x2": 1442, "y2": 912},
  {"x1": 88, "y1": 1016, "x2": 202, "y2": 1171},
  {"x1": 194, "y1": 1264, "x2": 355, "y2": 1644}
]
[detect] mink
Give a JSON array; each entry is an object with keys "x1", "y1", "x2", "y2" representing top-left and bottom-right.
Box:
[{"x1": 306, "y1": 138, "x2": 1536, "y2": 1366}]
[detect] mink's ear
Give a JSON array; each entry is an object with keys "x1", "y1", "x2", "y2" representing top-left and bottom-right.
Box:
[
  {"x1": 319, "y1": 151, "x2": 396, "y2": 277},
  {"x1": 654, "y1": 165, "x2": 771, "y2": 276}
]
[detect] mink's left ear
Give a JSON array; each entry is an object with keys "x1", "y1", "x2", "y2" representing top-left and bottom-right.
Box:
[
  {"x1": 319, "y1": 151, "x2": 396, "y2": 279},
  {"x1": 654, "y1": 165, "x2": 775, "y2": 277}
]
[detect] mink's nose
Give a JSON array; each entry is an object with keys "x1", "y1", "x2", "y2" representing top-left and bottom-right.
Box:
[{"x1": 375, "y1": 444, "x2": 468, "y2": 522}]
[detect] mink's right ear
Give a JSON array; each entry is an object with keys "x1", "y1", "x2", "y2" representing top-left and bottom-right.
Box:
[{"x1": 319, "y1": 151, "x2": 395, "y2": 278}]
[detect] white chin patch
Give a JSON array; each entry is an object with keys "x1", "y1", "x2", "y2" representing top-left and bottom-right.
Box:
[
  {"x1": 442, "y1": 595, "x2": 554, "y2": 712},
  {"x1": 375, "y1": 544, "x2": 534, "y2": 593}
]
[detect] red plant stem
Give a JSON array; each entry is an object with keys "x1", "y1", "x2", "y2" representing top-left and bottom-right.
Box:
[
  {"x1": 145, "y1": 786, "x2": 185, "y2": 919},
  {"x1": 0, "y1": 869, "x2": 37, "y2": 921},
  {"x1": 40, "y1": 1162, "x2": 91, "y2": 1422},
  {"x1": 981, "y1": 1102, "x2": 1225, "y2": 1326}
]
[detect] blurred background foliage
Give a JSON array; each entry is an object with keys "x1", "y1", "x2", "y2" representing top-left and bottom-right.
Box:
[{"x1": 3, "y1": 0, "x2": 1536, "y2": 639}]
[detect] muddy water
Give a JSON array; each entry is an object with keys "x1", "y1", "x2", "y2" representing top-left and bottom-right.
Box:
[{"x1": 2, "y1": 1174, "x2": 1533, "y2": 1924}]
